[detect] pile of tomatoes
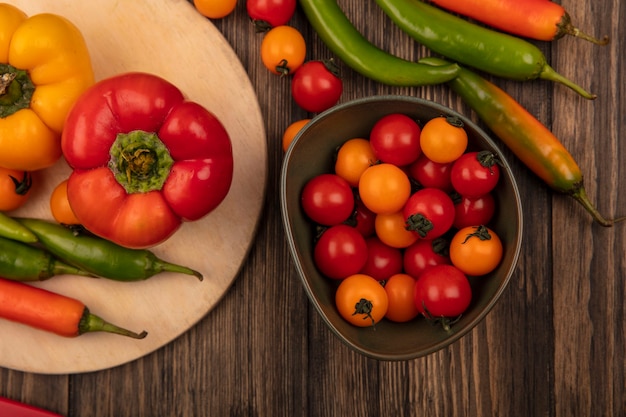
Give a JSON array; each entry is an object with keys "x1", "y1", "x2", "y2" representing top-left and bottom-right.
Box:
[{"x1": 300, "y1": 113, "x2": 505, "y2": 329}]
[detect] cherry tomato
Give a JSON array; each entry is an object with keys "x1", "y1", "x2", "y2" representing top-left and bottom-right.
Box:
[
  {"x1": 334, "y1": 138, "x2": 377, "y2": 187},
  {"x1": 450, "y1": 151, "x2": 501, "y2": 198},
  {"x1": 449, "y1": 225, "x2": 503, "y2": 276},
  {"x1": 419, "y1": 116, "x2": 468, "y2": 163},
  {"x1": 358, "y1": 163, "x2": 411, "y2": 214},
  {"x1": 314, "y1": 224, "x2": 368, "y2": 279},
  {"x1": 260, "y1": 25, "x2": 306, "y2": 76},
  {"x1": 403, "y1": 188, "x2": 455, "y2": 239},
  {"x1": 301, "y1": 174, "x2": 354, "y2": 226},
  {"x1": 369, "y1": 113, "x2": 421, "y2": 166},
  {"x1": 408, "y1": 154, "x2": 453, "y2": 192},
  {"x1": 352, "y1": 198, "x2": 376, "y2": 237},
  {"x1": 0, "y1": 167, "x2": 32, "y2": 211},
  {"x1": 246, "y1": 0, "x2": 296, "y2": 28},
  {"x1": 194, "y1": 0, "x2": 237, "y2": 19},
  {"x1": 50, "y1": 179, "x2": 81, "y2": 225},
  {"x1": 403, "y1": 238, "x2": 451, "y2": 279},
  {"x1": 413, "y1": 264, "x2": 471, "y2": 318},
  {"x1": 453, "y1": 193, "x2": 496, "y2": 230},
  {"x1": 359, "y1": 236, "x2": 403, "y2": 281},
  {"x1": 384, "y1": 273, "x2": 420, "y2": 323},
  {"x1": 335, "y1": 274, "x2": 388, "y2": 327},
  {"x1": 282, "y1": 119, "x2": 310, "y2": 152},
  {"x1": 374, "y1": 211, "x2": 419, "y2": 249},
  {"x1": 291, "y1": 60, "x2": 343, "y2": 113}
]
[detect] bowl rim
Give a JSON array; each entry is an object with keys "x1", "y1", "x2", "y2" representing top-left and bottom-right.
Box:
[{"x1": 280, "y1": 95, "x2": 524, "y2": 360}]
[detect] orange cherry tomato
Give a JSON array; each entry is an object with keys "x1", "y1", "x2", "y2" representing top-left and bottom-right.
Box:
[
  {"x1": 50, "y1": 179, "x2": 81, "y2": 225},
  {"x1": 282, "y1": 118, "x2": 310, "y2": 152},
  {"x1": 260, "y1": 25, "x2": 306, "y2": 75},
  {"x1": 419, "y1": 116, "x2": 468, "y2": 163},
  {"x1": 449, "y1": 225, "x2": 503, "y2": 276},
  {"x1": 0, "y1": 167, "x2": 32, "y2": 211},
  {"x1": 358, "y1": 163, "x2": 411, "y2": 214},
  {"x1": 334, "y1": 138, "x2": 377, "y2": 187},
  {"x1": 374, "y1": 211, "x2": 419, "y2": 249},
  {"x1": 335, "y1": 274, "x2": 388, "y2": 327},
  {"x1": 384, "y1": 273, "x2": 420, "y2": 323},
  {"x1": 193, "y1": 0, "x2": 237, "y2": 19}
]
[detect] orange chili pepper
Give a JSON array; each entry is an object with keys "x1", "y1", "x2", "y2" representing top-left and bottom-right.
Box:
[
  {"x1": 0, "y1": 277, "x2": 147, "y2": 338},
  {"x1": 420, "y1": 56, "x2": 624, "y2": 227},
  {"x1": 428, "y1": 0, "x2": 609, "y2": 44}
]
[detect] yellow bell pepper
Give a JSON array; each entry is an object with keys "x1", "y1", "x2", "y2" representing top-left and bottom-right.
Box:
[{"x1": 0, "y1": 3, "x2": 94, "y2": 171}]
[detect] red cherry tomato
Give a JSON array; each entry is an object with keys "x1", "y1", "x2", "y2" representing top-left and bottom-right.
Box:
[
  {"x1": 246, "y1": 0, "x2": 296, "y2": 28},
  {"x1": 384, "y1": 273, "x2": 420, "y2": 323},
  {"x1": 301, "y1": 174, "x2": 354, "y2": 226},
  {"x1": 403, "y1": 238, "x2": 451, "y2": 279},
  {"x1": 291, "y1": 60, "x2": 343, "y2": 113},
  {"x1": 314, "y1": 224, "x2": 368, "y2": 279},
  {"x1": 359, "y1": 236, "x2": 403, "y2": 281},
  {"x1": 352, "y1": 198, "x2": 376, "y2": 237},
  {"x1": 369, "y1": 113, "x2": 421, "y2": 166},
  {"x1": 408, "y1": 153, "x2": 453, "y2": 192},
  {"x1": 450, "y1": 150, "x2": 501, "y2": 198},
  {"x1": 413, "y1": 264, "x2": 472, "y2": 318},
  {"x1": 453, "y1": 193, "x2": 496, "y2": 229},
  {"x1": 403, "y1": 188, "x2": 455, "y2": 239}
]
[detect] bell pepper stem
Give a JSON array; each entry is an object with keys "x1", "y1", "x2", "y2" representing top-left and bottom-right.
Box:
[{"x1": 0, "y1": 72, "x2": 16, "y2": 95}]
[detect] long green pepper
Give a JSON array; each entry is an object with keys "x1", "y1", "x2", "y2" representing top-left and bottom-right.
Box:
[
  {"x1": 375, "y1": 0, "x2": 596, "y2": 99},
  {"x1": 17, "y1": 218, "x2": 203, "y2": 281},
  {"x1": 298, "y1": 0, "x2": 461, "y2": 86},
  {"x1": 0, "y1": 235, "x2": 94, "y2": 281}
]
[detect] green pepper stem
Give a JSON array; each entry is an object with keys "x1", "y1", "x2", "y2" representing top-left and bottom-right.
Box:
[
  {"x1": 80, "y1": 308, "x2": 148, "y2": 339},
  {"x1": 539, "y1": 64, "x2": 596, "y2": 100},
  {"x1": 156, "y1": 260, "x2": 204, "y2": 281},
  {"x1": 570, "y1": 185, "x2": 626, "y2": 227}
]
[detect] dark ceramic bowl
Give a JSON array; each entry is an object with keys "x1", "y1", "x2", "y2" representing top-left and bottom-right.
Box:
[{"x1": 280, "y1": 96, "x2": 523, "y2": 361}]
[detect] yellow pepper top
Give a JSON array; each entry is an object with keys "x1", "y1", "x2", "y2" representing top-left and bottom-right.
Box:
[{"x1": 0, "y1": 3, "x2": 94, "y2": 171}]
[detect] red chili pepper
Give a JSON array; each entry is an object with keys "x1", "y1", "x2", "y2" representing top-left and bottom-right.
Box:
[
  {"x1": 61, "y1": 72, "x2": 234, "y2": 248},
  {"x1": 0, "y1": 277, "x2": 147, "y2": 338},
  {"x1": 427, "y1": 0, "x2": 609, "y2": 44}
]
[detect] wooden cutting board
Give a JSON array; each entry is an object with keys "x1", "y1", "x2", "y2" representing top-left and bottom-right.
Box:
[{"x1": 2, "y1": 0, "x2": 267, "y2": 374}]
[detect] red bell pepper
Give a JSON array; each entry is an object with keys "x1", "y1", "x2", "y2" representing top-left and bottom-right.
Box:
[{"x1": 61, "y1": 72, "x2": 234, "y2": 248}]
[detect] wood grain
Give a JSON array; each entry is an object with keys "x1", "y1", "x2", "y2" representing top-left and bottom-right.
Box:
[{"x1": 1, "y1": 0, "x2": 624, "y2": 415}]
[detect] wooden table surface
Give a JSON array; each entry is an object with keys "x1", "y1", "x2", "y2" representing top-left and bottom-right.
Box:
[{"x1": 1, "y1": 0, "x2": 624, "y2": 416}]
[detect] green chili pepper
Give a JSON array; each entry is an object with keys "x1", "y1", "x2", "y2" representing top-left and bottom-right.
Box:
[
  {"x1": 375, "y1": 0, "x2": 595, "y2": 99},
  {"x1": 17, "y1": 218, "x2": 204, "y2": 281},
  {"x1": 0, "y1": 211, "x2": 37, "y2": 243},
  {"x1": 0, "y1": 236, "x2": 94, "y2": 281},
  {"x1": 298, "y1": 0, "x2": 461, "y2": 86},
  {"x1": 419, "y1": 56, "x2": 623, "y2": 226}
]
